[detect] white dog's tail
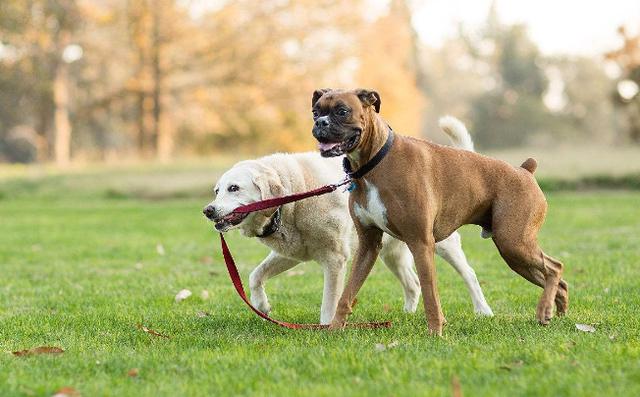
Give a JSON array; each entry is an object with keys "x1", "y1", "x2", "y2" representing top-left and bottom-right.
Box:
[{"x1": 439, "y1": 116, "x2": 475, "y2": 152}]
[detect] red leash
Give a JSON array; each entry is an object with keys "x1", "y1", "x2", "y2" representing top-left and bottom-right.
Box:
[{"x1": 218, "y1": 178, "x2": 391, "y2": 330}]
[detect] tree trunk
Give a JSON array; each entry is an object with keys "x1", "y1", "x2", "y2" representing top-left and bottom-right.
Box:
[
  {"x1": 151, "y1": 2, "x2": 173, "y2": 161},
  {"x1": 53, "y1": 34, "x2": 72, "y2": 167}
]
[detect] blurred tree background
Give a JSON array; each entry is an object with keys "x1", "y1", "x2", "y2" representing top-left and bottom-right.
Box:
[{"x1": 0, "y1": 0, "x2": 638, "y2": 164}]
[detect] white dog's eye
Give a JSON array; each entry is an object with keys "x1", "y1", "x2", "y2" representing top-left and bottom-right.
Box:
[
  {"x1": 214, "y1": 187, "x2": 219, "y2": 195},
  {"x1": 228, "y1": 184, "x2": 240, "y2": 193}
]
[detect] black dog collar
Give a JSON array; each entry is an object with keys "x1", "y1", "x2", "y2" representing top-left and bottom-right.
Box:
[
  {"x1": 343, "y1": 126, "x2": 394, "y2": 180},
  {"x1": 257, "y1": 207, "x2": 282, "y2": 238}
]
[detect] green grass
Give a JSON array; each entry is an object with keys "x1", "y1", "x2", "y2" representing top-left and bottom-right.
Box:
[{"x1": 1, "y1": 169, "x2": 639, "y2": 396}]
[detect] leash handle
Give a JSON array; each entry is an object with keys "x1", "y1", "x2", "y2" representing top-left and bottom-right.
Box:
[{"x1": 220, "y1": 233, "x2": 391, "y2": 330}]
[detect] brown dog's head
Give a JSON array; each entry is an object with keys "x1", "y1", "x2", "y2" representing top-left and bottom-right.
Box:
[{"x1": 311, "y1": 88, "x2": 381, "y2": 157}]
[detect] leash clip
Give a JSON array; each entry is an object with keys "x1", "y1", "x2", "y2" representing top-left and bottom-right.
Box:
[
  {"x1": 344, "y1": 180, "x2": 356, "y2": 192},
  {"x1": 334, "y1": 176, "x2": 353, "y2": 193}
]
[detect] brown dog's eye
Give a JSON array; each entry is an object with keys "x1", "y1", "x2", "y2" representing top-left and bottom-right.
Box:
[
  {"x1": 312, "y1": 110, "x2": 319, "y2": 119},
  {"x1": 228, "y1": 185, "x2": 240, "y2": 192},
  {"x1": 336, "y1": 108, "x2": 349, "y2": 116}
]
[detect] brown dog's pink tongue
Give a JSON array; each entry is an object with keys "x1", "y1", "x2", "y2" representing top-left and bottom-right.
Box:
[{"x1": 318, "y1": 142, "x2": 339, "y2": 151}]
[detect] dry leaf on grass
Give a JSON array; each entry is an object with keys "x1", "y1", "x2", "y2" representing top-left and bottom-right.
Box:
[
  {"x1": 12, "y1": 346, "x2": 64, "y2": 357},
  {"x1": 137, "y1": 324, "x2": 170, "y2": 339},
  {"x1": 451, "y1": 375, "x2": 463, "y2": 397},
  {"x1": 156, "y1": 244, "x2": 165, "y2": 256},
  {"x1": 196, "y1": 311, "x2": 210, "y2": 318},
  {"x1": 199, "y1": 256, "x2": 213, "y2": 265},
  {"x1": 382, "y1": 304, "x2": 391, "y2": 313},
  {"x1": 134, "y1": 262, "x2": 144, "y2": 270},
  {"x1": 127, "y1": 368, "x2": 139, "y2": 378},
  {"x1": 175, "y1": 289, "x2": 192, "y2": 302},
  {"x1": 576, "y1": 324, "x2": 596, "y2": 333},
  {"x1": 51, "y1": 386, "x2": 79, "y2": 397}
]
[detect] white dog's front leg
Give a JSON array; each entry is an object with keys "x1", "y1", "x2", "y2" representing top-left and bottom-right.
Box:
[
  {"x1": 435, "y1": 232, "x2": 494, "y2": 316},
  {"x1": 319, "y1": 260, "x2": 347, "y2": 324},
  {"x1": 249, "y1": 251, "x2": 299, "y2": 314}
]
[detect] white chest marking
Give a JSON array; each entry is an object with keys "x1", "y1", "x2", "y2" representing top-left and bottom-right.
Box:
[{"x1": 353, "y1": 181, "x2": 395, "y2": 236}]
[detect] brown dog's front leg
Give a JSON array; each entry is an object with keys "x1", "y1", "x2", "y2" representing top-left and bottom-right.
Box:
[
  {"x1": 408, "y1": 237, "x2": 444, "y2": 336},
  {"x1": 329, "y1": 226, "x2": 383, "y2": 330}
]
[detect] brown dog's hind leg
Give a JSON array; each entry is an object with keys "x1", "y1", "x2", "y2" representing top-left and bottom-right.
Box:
[
  {"x1": 494, "y1": 239, "x2": 564, "y2": 325},
  {"x1": 530, "y1": 254, "x2": 568, "y2": 316}
]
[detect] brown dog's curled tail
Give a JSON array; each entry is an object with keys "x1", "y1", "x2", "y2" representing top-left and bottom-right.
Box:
[{"x1": 520, "y1": 158, "x2": 537, "y2": 174}]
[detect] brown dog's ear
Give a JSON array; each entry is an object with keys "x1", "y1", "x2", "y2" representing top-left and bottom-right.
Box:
[
  {"x1": 355, "y1": 89, "x2": 381, "y2": 113},
  {"x1": 312, "y1": 88, "x2": 331, "y2": 107}
]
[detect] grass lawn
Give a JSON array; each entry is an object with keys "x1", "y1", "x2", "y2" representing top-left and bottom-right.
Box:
[{"x1": 1, "y1": 166, "x2": 639, "y2": 395}]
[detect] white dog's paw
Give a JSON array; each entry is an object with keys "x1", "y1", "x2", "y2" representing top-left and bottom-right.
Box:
[
  {"x1": 403, "y1": 294, "x2": 420, "y2": 313},
  {"x1": 474, "y1": 305, "x2": 494, "y2": 317},
  {"x1": 250, "y1": 290, "x2": 271, "y2": 314}
]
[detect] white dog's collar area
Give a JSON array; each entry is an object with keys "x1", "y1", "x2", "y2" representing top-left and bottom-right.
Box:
[{"x1": 256, "y1": 207, "x2": 282, "y2": 238}]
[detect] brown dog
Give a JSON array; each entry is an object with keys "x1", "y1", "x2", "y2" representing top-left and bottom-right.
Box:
[{"x1": 311, "y1": 88, "x2": 568, "y2": 335}]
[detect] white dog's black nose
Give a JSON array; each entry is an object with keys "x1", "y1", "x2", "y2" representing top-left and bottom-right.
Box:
[{"x1": 203, "y1": 205, "x2": 216, "y2": 219}]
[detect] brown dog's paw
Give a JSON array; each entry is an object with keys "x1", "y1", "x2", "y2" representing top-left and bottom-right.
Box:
[
  {"x1": 428, "y1": 326, "x2": 443, "y2": 337},
  {"x1": 536, "y1": 303, "x2": 553, "y2": 325}
]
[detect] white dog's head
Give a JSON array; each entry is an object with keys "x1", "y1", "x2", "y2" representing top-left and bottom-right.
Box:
[{"x1": 203, "y1": 160, "x2": 284, "y2": 236}]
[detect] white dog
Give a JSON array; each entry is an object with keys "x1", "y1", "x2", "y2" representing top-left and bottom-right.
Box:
[{"x1": 204, "y1": 117, "x2": 493, "y2": 324}]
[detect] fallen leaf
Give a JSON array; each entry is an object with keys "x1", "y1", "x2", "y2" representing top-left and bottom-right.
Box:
[
  {"x1": 51, "y1": 386, "x2": 79, "y2": 397},
  {"x1": 604, "y1": 287, "x2": 610, "y2": 294},
  {"x1": 576, "y1": 324, "x2": 596, "y2": 333},
  {"x1": 127, "y1": 368, "x2": 139, "y2": 378},
  {"x1": 134, "y1": 262, "x2": 143, "y2": 270},
  {"x1": 200, "y1": 290, "x2": 210, "y2": 300},
  {"x1": 374, "y1": 343, "x2": 386, "y2": 352},
  {"x1": 387, "y1": 340, "x2": 399, "y2": 349},
  {"x1": 382, "y1": 304, "x2": 391, "y2": 313},
  {"x1": 609, "y1": 334, "x2": 617, "y2": 341},
  {"x1": 12, "y1": 346, "x2": 65, "y2": 357},
  {"x1": 156, "y1": 244, "x2": 165, "y2": 256},
  {"x1": 137, "y1": 324, "x2": 170, "y2": 339},
  {"x1": 451, "y1": 375, "x2": 463, "y2": 397},
  {"x1": 175, "y1": 289, "x2": 192, "y2": 302},
  {"x1": 196, "y1": 311, "x2": 210, "y2": 318}
]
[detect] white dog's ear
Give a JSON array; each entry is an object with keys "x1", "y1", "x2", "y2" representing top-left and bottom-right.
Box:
[{"x1": 250, "y1": 165, "x2": 284, "y2": 200}]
